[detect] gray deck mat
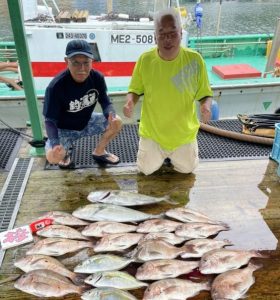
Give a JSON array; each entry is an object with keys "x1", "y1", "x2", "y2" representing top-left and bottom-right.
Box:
[
  {"x1": 45, "y1": 120, "x2": 272, "y2": 170},
  {"x1": 0, "y1": 129, "x2": 23, "y2": 171}
]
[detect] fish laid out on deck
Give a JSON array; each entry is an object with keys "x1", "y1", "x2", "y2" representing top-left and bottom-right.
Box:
[
  {"x1": 199, "y1": 249, "x2": 267, "y2": 274},
  {"x1": 142, "y1": 278, "x2": 211, "y2": 300},
  {"x1": 84, "y1": 270, "x2": 148, "y2": 290},
  {"x1": 74, "y1": 254, "x2": 134, "y2": 274},
  {"x1": 12, "y1": 191, "x2": 268, "y2": 299},
  {"x1": 87, "y1": 190, "x2": 171, "y2": 206},
  {"x1": 81, "y1": 287, "x2": 137, "y2": 300},
  {"x1": 14, "y1": 254, "x2": 86, "y2": 285},
  {"x1": 72, "y1": 203, "x2": 162, "y2": 222},
  {"x1": 211, "y1": 262, "x2": 263, "y2": 300},
  {"x1": 14, "y1": 269, "x2": 89, "y2": 298}
]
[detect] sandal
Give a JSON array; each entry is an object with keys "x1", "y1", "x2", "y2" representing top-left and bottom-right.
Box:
[
  {"x1": 92, "y1": 152, "x2": 120, "y2": 165},
  {"x1": 58, "y1": 150, "x2": 75, "y2": 169}
]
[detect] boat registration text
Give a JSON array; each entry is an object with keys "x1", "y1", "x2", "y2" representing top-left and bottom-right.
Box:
[{"x1": 111, "y1": 34, "x2": 154, "y2": 44}]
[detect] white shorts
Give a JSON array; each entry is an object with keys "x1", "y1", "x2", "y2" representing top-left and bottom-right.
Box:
[{"x1": 137, "y1": 137, "x2": 199, "y2": 175}]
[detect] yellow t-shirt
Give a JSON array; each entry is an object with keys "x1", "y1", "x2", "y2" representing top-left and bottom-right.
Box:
[{"x1": 128, "y1": 47, "x2": 213, "y2": 151}]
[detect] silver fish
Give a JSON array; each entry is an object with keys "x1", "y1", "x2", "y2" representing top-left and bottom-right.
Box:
[
  {"x1": 14, "y1": 269, "x2": 88, "y2": 297},
  {"x1": 26, "y1": 238, "x2": 94, "y2": 256},
  {"x1": 82, "y1": 221, "x2": 137, "y2": 237},
  {"x1": 36, "y1": 224, "x2": 89, "y2": 240},
  {"x1": 136, "y1": 259, "x2": 199, "y2": 281},
  {"x1": 94, "y1": 233, "x2": 144, "y2": 252},
  {"x1": 82, "y1": 287, "x2": 137, "y2": 300},
  {"x1": 211, "y1": 262, "x2": 263, "y2": 300},
  {"x1": 180, "y1": 238, "x2": 232, "y2": 258},
  {"x1": 40, "y1": 211, "x2": 89, "y2": 226},
  {"x1": 14, "y1": 254, "x2": 85, "y2": 285},
  {"x1": 73, "y1": 203, "x2": 161, "y2": 222},
  {"x1": 136, "y1": 219, "x2": 182, "y2": 233},
  {"x1": 175, "y1": 222, "x2": 230, "y2": 239},
  {"x1": 85, "y1": 271, "x2": 148, "y2": 290},
  {"x1": 74, "y1": 254, "x2": 134, "y2": 274},
  {"x1": 128, "y1": 239, "x2": 190, "y2": 262},
  {"x1": 143, "y1": 278, "x2": 210, "y2": 300},
  {"x1": 87, "y1": 190, "x2": 168, "y2": 206},
  {"x1": 165, "y1": 207, "x2": 227, "y2": 225},
  {"x1": 199, "y1": 248, "x2": 266, "y2": 274},
  {"x1": 139, "y1": 232, "x2": 187, "y2": 245}
]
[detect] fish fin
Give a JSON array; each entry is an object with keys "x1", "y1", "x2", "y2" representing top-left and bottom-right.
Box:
[{"x1": 162, "y1": 195, "x2": 178, "y2": 205}]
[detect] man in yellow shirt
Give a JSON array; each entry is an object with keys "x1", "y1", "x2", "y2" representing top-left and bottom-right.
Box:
[{"x1": 123, "y1": 8, "x2": 213, "y2": 175}]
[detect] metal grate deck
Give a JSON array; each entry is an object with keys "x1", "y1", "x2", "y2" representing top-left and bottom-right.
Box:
[
  {"x1": 0, "y1": 129, "x2": 23, "y2": 171},
  {"x1": 45, "y1": 121, "x2": 272, "y2": 169},
  {"x1": 0, "y1": 158, "x2": 33, "y2": 267}
]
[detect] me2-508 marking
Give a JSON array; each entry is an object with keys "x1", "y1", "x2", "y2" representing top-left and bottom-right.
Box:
[{"x1": 111, "y1": 34, "x2": 154, "y2": 44}]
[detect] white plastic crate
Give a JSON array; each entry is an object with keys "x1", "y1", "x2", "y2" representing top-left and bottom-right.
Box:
[{"x1": 271, "y1": 123, "x2": 280, "y2": 162}]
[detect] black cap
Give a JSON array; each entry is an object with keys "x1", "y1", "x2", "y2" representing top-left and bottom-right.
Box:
[{"x1": 65, "y1": 40, "x2": 93, "y2": 59}]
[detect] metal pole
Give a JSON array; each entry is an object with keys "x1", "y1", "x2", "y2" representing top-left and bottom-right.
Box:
[
  {"x1": 216, "y1": 0, "x2": 222, "y2": 36},
  {"x1": 107, "y1": 0, "x2": 113, "y2": 14},
  {"x1": 7, "y1": 0, "x2": 45, "y2": 156},
  {"x1": 265, "y1": 18, "x2": 280, "y2": 74}
]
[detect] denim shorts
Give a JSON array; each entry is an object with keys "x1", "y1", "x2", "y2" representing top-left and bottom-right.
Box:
[{"x1": 45, "y1": 112, "x2": 108, "y2": 151}]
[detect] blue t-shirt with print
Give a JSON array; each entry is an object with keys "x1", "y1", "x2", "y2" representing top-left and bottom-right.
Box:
[{"x1": 43, "y1": 69, "x2": 114, "y2": 131}]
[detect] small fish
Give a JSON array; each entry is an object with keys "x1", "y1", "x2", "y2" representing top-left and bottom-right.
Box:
[
  {"x1": 139, "y1": 232, "x2": 187, "y2": 245},
  {"x1": 143, "y1": 278, "x2": 210, "y2": 300},
  {"x1": 85, "y1": 271, "x2": 148, "y2": 290},
  {"x1": 82, "y1": 287, "x2": 137, "y2": 300},
  {"x1": 136, "y1": 219, "x2": 182, "y2": 233},
  {"x1": 211, "y1": 262, "x2": 263, "y2": 300},
  {"x1": 39, "y1": 211, "x2": 89, "y2": 226},
  {"x1": 175, "y1": 222, "x2": 230, "y2": 239},
  {"x1": 74, "y1": 254, "x2": 134, "y2": 274},
  {"x1": 199, "y1": 248, "x2": 267, "y2": 274},
  {"x1": 165, "y1": 207, "x2": 227, "y2": 225},
  {"x1": 180, "y1": 238, "x2": 232, "y2": 258},
  {"x1": 82, "y1": 221, "x2": 137, "y2": 237},
  {"x1": 26, "y1": 238, "x2": 94, "y2": 256},
  {"x1": 136, "y1": 259, "x2": 199, "y2": 281},
  {"x1": 73, "y1": 203, "x2": 161, "y2": 223},
  {"x1": 14, "y1": 269, "x2": 89, "y2": 297},
  {"x1": 94, "y1": 233, "x2": 144, "y2": 252},
  {"x1": 36, "y1": 224, "x2": 90, "y2": 240},
  {"x1": 87, "y1": 190, "x2": 168, "y2": 206},
  {"x1": 14, "y1": 254, "x2": 85, "y2": 285},
  {"x1": 128, "y1": 239, "x2": 191, "y2": 262}
]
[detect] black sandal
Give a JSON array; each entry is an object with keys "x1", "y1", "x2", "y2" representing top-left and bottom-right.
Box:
[{"x1": 58, "y1": 150, "x2": 75, "y2": 169}]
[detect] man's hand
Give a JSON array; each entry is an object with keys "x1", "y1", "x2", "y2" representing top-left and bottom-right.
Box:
[
  {"x1": 46, "y1": 145, "x2": 66, "y2": 164},
  {"x1": 200, "y1": 97, "x2": 212, "y2": 124},
  {"x1": 107, "y1": 113, "x2": 122, "y2": 134},
  {"x1": 123, "y1": 98, "x2": 135, "y2": 118}
]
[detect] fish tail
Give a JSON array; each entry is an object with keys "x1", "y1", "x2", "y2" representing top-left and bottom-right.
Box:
[
  {"x1": 251, "y1": 250, "x2": 269, "y2": 258},
  {"x1": 248, "y1": 261, "x2": 263, "y2": 271},
  {"x1": 71, "y1": 273, "x2": 88, "y2": 285}
]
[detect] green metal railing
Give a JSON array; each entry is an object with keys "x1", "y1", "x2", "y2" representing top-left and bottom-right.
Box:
[{"x1": 7, "y1": 0, "x2": 45, "y2": 156}]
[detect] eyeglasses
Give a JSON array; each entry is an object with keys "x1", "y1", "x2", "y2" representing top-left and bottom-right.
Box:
[
  {"x1": 69, "y1": 60, "x2": 92, "y2": 68},
  {"x1": 157, "y1": 31, "x2": 180, "y2": 40}
]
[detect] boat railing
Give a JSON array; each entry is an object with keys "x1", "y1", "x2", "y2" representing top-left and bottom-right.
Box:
[
  {"x1": 0, "y1": 48, "x2": 17, "y2": 62},
  {"x1": 190, "y1": 40, "x2": 268, "y2": 58}
]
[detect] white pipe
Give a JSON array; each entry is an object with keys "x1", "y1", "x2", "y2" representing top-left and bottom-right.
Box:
[
  {"x1": 265, "y1": 18, "x2": 280, "y2": 74},
  {"x1": 50, "y1": 0, "x2": 60, "y2": 13}
]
